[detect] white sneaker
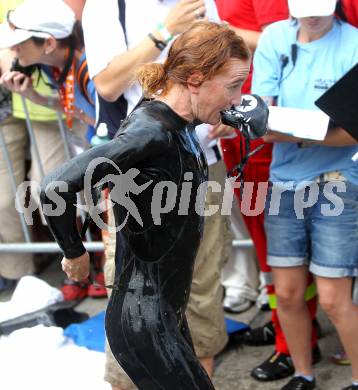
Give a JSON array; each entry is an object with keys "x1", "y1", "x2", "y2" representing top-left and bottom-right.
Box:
[
  {"x1": 256, "y1": 286, "x2": 270, "y2": 311},
  {"x1": 223, "y1": 296, "x2": 252, "y2": 313}
]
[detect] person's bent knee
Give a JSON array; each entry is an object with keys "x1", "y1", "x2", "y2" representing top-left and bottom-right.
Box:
[
  {"x1": 275, "y1": 285, "x2": 306, "y2": 310},
  {"x1": 319, "y1": 294, "x2": 351, "y2": 323}
]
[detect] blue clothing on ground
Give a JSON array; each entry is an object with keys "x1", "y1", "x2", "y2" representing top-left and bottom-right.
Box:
[
  {"x1": 252, "y1": 19, "x2": 358, "y2": 186},
  {"x1": 64, "y1": 311, "x2": 105, "y2": 352}
]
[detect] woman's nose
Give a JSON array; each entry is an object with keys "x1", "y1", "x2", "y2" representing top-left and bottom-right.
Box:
[{"x1": 231, "y1": 91, "x2": 242, "y2": 107}]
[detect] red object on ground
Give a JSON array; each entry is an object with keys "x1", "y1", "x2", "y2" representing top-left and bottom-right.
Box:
[
  {"x1": 87, "y1": 271, "x2": 107, "y2": 298},
  {"x1": 61, "y1": 279, "x2": 89, "y2": 301}
]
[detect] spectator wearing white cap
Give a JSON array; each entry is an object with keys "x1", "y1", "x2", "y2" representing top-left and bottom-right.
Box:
[
  {"x1": 0, "y1": 0, "x2": 95, "y2": 294},
  {"x1": 0, "y1": 0, "x2": 74, "y2": 289},
  {"x1": 0, "y1": 0, "x2": 95, "y2": 126},
  {"x1": 252, "y1": 0, "x2": 358, "y2": 389}
]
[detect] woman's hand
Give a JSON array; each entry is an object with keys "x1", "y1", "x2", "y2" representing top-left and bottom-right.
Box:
[
  {"x1": 262, "y1": 130, "x2": 302, "y2": 144},
  {"x1": 61, "y1": 251, "x2": 90, "y2": 282},
  {"x1": 164, "y1": 0, "x2": 206, "y2": 36},
  {"x1": 0, "y1": 70, "x2": 36, "y2": 100},
  {"x1": 208, "y1": 123, "x2": 236, "y2": 139}
]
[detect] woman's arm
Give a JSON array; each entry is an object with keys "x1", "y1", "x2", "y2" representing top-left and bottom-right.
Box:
[
  {"x1": 263, "y1": 127, "x2": 358, "y2": 146},
  {"x1": 315, "y1": 127, "x2": 358, "y2": 146},
  {"x1": 83, "y1": 0, "x2": 207, "y2": 102},
  {"x1": 0, "y1": 70, "x2": 63, "y2": 111},
  {"x1": 40, "y1": 117, "x2": 170, "y2": 265}
]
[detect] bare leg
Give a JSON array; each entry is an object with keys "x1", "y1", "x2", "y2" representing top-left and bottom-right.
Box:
[
  {"x1": 316, "y1": 276, "x2": 358, "y2": 380},
  {"x1": 273, "y1": 266, "x2": 313, "y2": 376}
]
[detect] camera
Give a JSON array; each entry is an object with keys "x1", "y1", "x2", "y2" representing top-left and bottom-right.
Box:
[{"x1": 10, "y1": 58, "x2": 37, "y2": 78}]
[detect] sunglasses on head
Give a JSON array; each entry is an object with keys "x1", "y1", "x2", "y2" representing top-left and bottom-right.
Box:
[{"x1": 6, "y1": 10, "x2": 54, "y2": 39}]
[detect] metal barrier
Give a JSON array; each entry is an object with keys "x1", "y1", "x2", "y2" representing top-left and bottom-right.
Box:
[
  {"x1": 0, "y1": 239, "x2": 253, "y2": 254},
  {"x1": 0, "y1": 98, "x2": 96, "y2": 254},
  {"x1": 0, "y1": 98, "x2": 254, "y2": 255}
]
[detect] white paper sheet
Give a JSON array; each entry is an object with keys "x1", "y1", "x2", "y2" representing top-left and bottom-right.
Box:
[{"x1": 268, "y1": 106, "x2": 330, "y2": 141}]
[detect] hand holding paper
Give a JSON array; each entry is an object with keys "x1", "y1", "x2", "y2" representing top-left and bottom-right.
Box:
[{"x1": 268, "y1": 106, "x2": 330, "y2": 141}]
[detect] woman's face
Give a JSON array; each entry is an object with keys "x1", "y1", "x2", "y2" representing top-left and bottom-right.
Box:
[
  {"x1": 191, "y1": 58, "x2": 250, "y2": 125},
  {"x1": 298, "y1": 15, "x2": 335, "y2": 37},
  {"x1": 11, "y1": 39, "x2": 45, "y2": 67}
]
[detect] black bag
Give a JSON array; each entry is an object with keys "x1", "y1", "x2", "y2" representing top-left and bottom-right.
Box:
[{"x1": 0, "y1": 300, "x2": 89, "y2": 336}]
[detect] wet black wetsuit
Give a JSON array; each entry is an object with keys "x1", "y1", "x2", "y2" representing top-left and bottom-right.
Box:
[{"x1": 40, "y1": 100, "x2": 214, "y2": 389}]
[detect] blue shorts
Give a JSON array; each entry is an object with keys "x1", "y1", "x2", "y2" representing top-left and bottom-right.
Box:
[{"x1": 265, "y1": 181, "x2": 358, "y2": 278}]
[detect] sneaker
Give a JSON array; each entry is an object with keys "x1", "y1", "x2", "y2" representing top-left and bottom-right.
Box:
[
  {"x1": 223, "y1": 296, "x2": 253, "y2": 314},
  {"x1": 243, "y1": 319, "x2": 322, "y2": 347},
  {"x1": 342, "y1": 385, "x2": 358, "y2": 390},
  {"x1": 242, "y1": 321, "x2": 275, "y2": 346},
  {"x1": 251, "y1": 351, "x2": 294, "y2": 381},
  {"x1": 281, "y1": 377, "x2": 315, "y2": 390},
  {"x1": 61, "y1": 279, "x2": 89, "y2": 301},
  {"x1": 87, "y1": 271, "x2": 107, "y2": 298},
  {"x1": 251, "y1": 345, "x2": 321, "y2": 382},
  {"x1": 332, "y1": 349, "x2": 351, "y2": 365},
  {"x1": 256, "y1": 286, "x2": 270, "y2": 311}
]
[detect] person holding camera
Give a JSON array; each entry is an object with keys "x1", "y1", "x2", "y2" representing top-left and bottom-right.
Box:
[
  {"x1": 0, "y1": 0, "x2": 96, "y2": 129},
  {"x1": 0, "y1": 0, "x2": 98, "y2": 297},
  {"x1": 0, "y1": 0, "x2": 71, "y2": 291}
]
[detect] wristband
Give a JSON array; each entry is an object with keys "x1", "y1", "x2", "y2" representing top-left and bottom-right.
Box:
[
  {"x1": 156, "y1": 22, "x2": 173, "y2": 43},
  {"x1": 148, "y1": 32, "x2": 167, "y2": 51}
]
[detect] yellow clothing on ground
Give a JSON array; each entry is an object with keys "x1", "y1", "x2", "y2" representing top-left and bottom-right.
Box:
[{"x1": 0, "y1": 0, "x2": 59, "y2": 121}]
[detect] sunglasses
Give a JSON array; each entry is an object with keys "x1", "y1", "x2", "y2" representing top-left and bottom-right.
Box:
[{"x1": 6, "y1": 10, "x2": 54, "y2": 39}]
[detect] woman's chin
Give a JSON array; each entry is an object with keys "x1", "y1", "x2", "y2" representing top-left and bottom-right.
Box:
[
  {"x1": 18, "y1": 59, "x2": 31, "y2": 67},
  {"x1": 208, "y1": 114, "x2": 221, "y2": 126}
]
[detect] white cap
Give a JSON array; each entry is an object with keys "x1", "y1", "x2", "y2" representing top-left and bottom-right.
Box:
[
  {"x1": 288, "y1": 0, "x2": 336, "y2": 18},
  {"x1": 0, "y1": 0, "x2": 75, "y2": 49}
]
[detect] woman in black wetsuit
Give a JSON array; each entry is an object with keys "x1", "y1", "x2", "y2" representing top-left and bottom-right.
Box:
[{"x1": 40, "y1": 22, "x2": 250, "y2": 389}]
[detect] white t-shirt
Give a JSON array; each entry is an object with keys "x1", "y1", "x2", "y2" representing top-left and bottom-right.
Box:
[{"x1": 82, "y1": 0, "x2": 223, "y2": 165}]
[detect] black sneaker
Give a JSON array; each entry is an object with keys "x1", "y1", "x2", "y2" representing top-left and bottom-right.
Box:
[
  {"x1": 281, "y1": 376, "x2": 315, "y2": 390},
  {"x1": 251, "y1": 351, "x2": 294, "y2": 381},
  {"x1": 251, "y1": 345, "x2": 321, "y2": 382},
  {"x1": 242, "y1": 321, "x2": 275, "y2": 346},
  {"x1": 342, "y1": 385, "x2": 358, "y2": 390}
]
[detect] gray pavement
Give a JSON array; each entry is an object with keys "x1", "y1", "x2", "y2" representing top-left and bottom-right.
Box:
[
  {"x1": 213, "y1": 308, "x2": 350, "y2": 390},
  {"x1": 0, "y1": 259, "x2": 352, "y2": 390}
]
